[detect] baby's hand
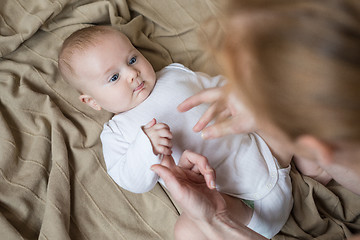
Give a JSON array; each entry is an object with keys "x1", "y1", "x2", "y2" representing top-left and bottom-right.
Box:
[{"x1": 143, "y1": 118, "x2": 173, "y2": 156}]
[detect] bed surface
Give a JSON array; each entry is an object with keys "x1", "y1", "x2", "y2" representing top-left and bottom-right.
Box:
[{"x1": 0, "y1": 0, "x2": 359, "y2": 239}]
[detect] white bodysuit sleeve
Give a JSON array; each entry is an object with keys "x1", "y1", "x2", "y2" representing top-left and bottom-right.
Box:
[{"x1": 100, "y1": 124, "x2": 161, "y2": 193}]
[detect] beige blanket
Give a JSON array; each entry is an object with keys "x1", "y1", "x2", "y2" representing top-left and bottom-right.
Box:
[{"x1": 0, "y1": 0, "x2": 359, "y2": 239}]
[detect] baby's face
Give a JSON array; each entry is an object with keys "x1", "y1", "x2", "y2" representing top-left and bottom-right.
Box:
[{"x1": 72, "y1": 31, "x2": 156, "y2": 114}]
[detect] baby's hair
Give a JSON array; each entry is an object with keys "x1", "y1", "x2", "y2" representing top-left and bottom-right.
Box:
[
  {"x1": 58, "y1": 25, "x2": 120, "y2": 91},
  {"x1": 219, "y1": 0, "x2": 360, "y2": 143}
]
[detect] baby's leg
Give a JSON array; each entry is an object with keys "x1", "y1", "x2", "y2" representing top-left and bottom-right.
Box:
[
  {"x1": 174, "y1": 193, "x2": 253, "y2": 240},
  {"x1": 247, "y1": 166, "x2": 293, "y2": 238}
]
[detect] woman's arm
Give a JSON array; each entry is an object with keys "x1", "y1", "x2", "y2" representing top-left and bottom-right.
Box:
[
  {"x1": 322, "y1": 162, "x2": 360, "y2": 195},
  {"x1": 207, "y1": 212, "x2": 268, "y2": 240},
  {"x1": 293, "y1": 156, "x2": 332, "y2": 185}
]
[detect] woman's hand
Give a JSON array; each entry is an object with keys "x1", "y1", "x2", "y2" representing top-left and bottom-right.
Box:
[
  {"x1": 177, "y1": 86, "x2": 256, "y2": 139},
  {"x1": 151, "y1": 150, "x2": 226, "y2": 222},
  {"x1": 152, "y1": 151, "x2": 268, "y2": 240}
]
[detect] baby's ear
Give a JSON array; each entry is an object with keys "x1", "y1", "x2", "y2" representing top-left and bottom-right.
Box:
[{"x1": 79, "y1": 95, "x2": 102, "y2": 111}]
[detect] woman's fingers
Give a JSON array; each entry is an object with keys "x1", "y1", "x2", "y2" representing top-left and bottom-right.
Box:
[
  {"x1": 178, "y1": 150, "x2": 205, "y2": 169},
  {"x1": 150, "y1": 164, "x2": 185, "y2": 200},
  {"x1": 193, "y1": 102, "x2": 221, "y2": 132},
  {"x1": 159, "y1": 154, "x2": 177, "y2": 168},
  {"x1": 178, "y1": 150, "x2": 216, "y2": 189},
  {"x1": 194, "y1": 104, "x2": 232, "y2": 133},
  {"x1": 201, "y1": 118, "x2": 237, "y2": 139},
  {"x1": 215, "y1": 108, "x2": 232, "y2": 124},
  {"x1": 178, "y1": 87, "x2": 223, "y2": 112},
  {"x1": 201, "y1": 114, "x2": 256, "y2": 139}
]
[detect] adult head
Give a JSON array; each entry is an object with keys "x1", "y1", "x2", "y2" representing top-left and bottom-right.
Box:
[{"x1": 219, "y1": 0, "x2": 360, "y2": 171}]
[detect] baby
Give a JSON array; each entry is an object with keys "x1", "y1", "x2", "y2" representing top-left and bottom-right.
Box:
[{"x1": 58, "y1": 25, "x2": 293, "y2": 238}]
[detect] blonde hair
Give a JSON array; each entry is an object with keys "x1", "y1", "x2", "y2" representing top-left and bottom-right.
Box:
[
  {"x1": 58, "y1": 25, "x2": 121, "y2": 92},
  {"x1": 219, "y1": 0, "x2": 360, "y2": 143}
]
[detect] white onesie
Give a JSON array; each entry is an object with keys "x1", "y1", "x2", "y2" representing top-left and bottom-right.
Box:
[{"x1": 100, "y1": 63, "x2": 293, "y2": 238}]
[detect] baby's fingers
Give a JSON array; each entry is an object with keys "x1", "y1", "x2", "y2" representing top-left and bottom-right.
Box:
[
  {"x1": 152, "y1": 122, "x2": 170, "y2": 130},
  {"x1": 144, "y1": 118, "x2": 156, "y2": 129},
  {"x1": 158, "y1": 137, "x2": 173, "y2": 155},
  {"x1": 159, "y1": 137, "x2": 173, "y2": 148},
  {"x1": 155, "y1": 145, "x2": 172, "y2": 155},
  {"x1": 161, "y1": 146, "x2": 172, "y2": 155},
  {"x1": 157, "y1": 127, "x2": 173, "y2": 139}
]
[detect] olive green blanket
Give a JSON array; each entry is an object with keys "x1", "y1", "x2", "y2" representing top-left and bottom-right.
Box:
[{"x1": 0, "y1": 0, "x2": 359, "y2": 239}]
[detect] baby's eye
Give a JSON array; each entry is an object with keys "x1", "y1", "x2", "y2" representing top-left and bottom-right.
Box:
[
  {"x1": 129, "y1": 56, "x2": 137, "y2": 65},
  {"x1": 109, "y1": 73, "x2": 119, "y2": 82}
]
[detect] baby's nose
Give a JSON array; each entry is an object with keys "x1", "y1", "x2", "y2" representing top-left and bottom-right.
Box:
[{"x1": 127, "y1": 67, "x2": 139, "y2": 82}]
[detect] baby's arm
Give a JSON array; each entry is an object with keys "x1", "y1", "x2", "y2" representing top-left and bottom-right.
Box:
[
  {"x1": 142, "y1": 118, "x2": 173, "y2": 156},
  {"x1": 101, "y1": 120, "x2": 165, "y2": 193}
]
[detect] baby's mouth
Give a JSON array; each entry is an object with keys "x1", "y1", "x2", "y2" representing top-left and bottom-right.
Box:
[{"x1": 133, "y1": 81, "x2": 144, "y2": 92}]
